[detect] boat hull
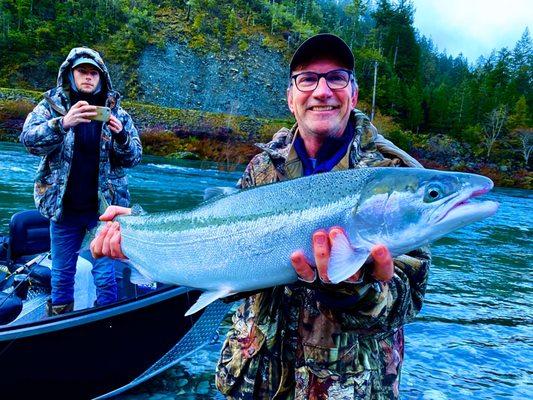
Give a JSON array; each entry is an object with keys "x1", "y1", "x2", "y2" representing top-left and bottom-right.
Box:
[{"x1": 0, "y1": 286, "x2": 202, "y2": 398}]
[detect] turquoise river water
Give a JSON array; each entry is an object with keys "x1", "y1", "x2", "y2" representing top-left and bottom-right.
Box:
[{"x1": 0, "y1": 142, "x2": 531, "y2": 399}]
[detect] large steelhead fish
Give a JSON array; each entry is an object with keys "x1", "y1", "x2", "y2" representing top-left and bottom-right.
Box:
[{"x1": 114, "y1": 167, "x2": 498, "y2": 315}]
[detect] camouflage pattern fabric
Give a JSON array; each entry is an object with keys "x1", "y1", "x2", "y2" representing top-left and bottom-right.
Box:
[
  {"x1": 216, "y1": 109, "x2": 431, "y2": 399},
  {"x1": 20, "y1": 47, "x2": 142, "y2": 221}
]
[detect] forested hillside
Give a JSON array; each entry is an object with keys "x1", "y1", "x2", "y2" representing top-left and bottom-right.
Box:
[{"x1": 0, "y1": 0, "x2": 531, "y2": 181}]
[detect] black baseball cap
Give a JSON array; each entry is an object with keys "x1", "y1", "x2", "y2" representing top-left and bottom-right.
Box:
[{"x1": 289, "y1": 33, "x2": 354, "y2": 74}]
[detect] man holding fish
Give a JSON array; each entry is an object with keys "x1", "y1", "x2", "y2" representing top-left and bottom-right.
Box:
[{"x1": 93, "y1": 34, "x2": 431, "y2": 398}]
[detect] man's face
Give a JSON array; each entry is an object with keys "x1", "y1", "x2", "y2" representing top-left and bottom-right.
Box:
[
  {"x1": 287, "y1": 59, "x2": 358, "y2": 140},
  {"x1": 73, "y1": 64, "x2": 101, "y2": 94}
]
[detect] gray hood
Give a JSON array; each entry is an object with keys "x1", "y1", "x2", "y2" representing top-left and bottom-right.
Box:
[
  {"x1": 42, "y1": 47, "x2": 120, "y2": 115},
  {"x1": 57, "y1": 47, "x2": 114, "y2": 94}
]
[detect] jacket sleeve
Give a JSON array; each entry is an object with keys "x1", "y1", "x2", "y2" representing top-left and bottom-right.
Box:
[
  {"x1": 317, "y1": 246, "x2": 431, "y2": 333},
  {"x1": 20, "y1": 100, "x2": 67, "y2": 156},
  {"x1": 110, "y1": 108, "x2": 142, "y2": 168},
  {"x1": 236, "y1": 153, "x2": 263, "y2": 189}
]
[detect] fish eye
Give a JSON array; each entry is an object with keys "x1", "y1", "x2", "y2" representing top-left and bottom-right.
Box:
[{"x1": 424, "y1": 183, "x2": 445, "y2": 203}]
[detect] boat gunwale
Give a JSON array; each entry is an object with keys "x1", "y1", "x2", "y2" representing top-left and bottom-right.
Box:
[{"x1": 0, "y1": 285, "x2": 193, "y2": 340}]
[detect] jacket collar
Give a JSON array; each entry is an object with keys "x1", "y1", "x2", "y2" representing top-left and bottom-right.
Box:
[{"x1": 256, "y1": 109, "x2": 369, "y2": 179}]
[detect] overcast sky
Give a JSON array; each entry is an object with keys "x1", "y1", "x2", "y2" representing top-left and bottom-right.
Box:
[{"x1": 411, "y1": 0, "x2": 531, "y2": 62}]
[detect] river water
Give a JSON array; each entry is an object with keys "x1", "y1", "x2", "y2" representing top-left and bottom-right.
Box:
[{"x1": 0, "y1": 142, "x2": 531, "y2": 399}]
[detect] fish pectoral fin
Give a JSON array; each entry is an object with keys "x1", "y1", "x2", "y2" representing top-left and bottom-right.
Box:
[
  {"x1": 328, "y1": 234, "x2": 370, "y2": 284},
  {"x1": 185, "y1": 289, "x2": 233, "y2": 316}
]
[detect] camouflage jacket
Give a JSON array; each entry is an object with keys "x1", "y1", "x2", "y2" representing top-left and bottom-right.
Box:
[
  {"x1": 216, "y1": 110, "x2": 431, "y2": 400},
  {"x1": 20, "y1": 47, "x2": 142, "y2": 221}
]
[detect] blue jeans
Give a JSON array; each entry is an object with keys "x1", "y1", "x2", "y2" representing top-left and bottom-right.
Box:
[{"x1": 50, "y1": 212, "x2": 117, "y2": 306}]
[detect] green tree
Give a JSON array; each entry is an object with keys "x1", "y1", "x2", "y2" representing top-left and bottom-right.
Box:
[{"x1": 508, "y1": 95, "x2": 530, "y2": 129}]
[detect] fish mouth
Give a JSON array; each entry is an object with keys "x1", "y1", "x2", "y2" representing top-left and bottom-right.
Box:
[{"x1": 437, "y1": 181, "x2": 498, "y2": 226}]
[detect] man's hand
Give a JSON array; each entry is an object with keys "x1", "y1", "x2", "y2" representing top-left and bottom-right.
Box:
[
  {"x1": 99, "y1": 205, "x2": 131, "y2": 221},
  {"x1": 290, "y1": 227, "x2": 394, "y2": 284},
  {"x1": 90, "y1": 206, "x2": 131, "y2": 259},
  {"x1": 107, "y1": 115, "x2": 123, "y2": 134},
  {"x1": 62, "y1": 101, "x2": 97, "y2": 130}
]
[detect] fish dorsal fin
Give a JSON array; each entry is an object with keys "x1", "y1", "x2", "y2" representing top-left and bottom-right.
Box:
[
  {"x1": 185, "y1": 288, "x2": 233, "y2": 316},
  {"x1": 203, "y1": 186, "x2": 239, "y2": 201},
  {"x1": 328, "y1": 234, "x2": 370, "y2": 283}
]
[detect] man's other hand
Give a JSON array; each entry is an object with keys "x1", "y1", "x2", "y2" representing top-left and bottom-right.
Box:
[
  {"x1": 290, "y1": 227, "x2": 394, "y2": 284},
  {"x1": 99, "y1": 205, "x2": 131, "y2": 221},
  {"x1": 107, "y1": 115, "x2": 123, "y2": 134},
  {"x1": 90, "y1": 206, "x2": 131, "y2": 259},
  {"x1": 61, "y1": 101, "x2": 97, "y2": 129}
]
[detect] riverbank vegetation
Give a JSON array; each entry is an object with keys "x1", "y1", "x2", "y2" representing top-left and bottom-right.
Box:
[
  {"x1": 1, "y1": 87, "x2": 530, "y2": 188},
  {"x1": 0, "y1": 0, "x2": 530, "y2": 187},
  {"x1": 0, "y1": 87, "x2": 289, "y2": 169}
]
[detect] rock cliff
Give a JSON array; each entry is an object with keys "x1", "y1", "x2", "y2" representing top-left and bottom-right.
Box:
[{"x1": 134, "y1": 40, "x2": 291, "y2": 119}]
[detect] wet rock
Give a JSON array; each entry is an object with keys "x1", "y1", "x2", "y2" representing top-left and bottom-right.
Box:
[
  {"x1": 176, "y1": 378, "x2": 189, "y2": 388},
  {"x1": 196, "y1": 380, "x2": 210, "y2": 395},
  {"x1": 168, "y1": 151, "x2": 200, "y2": 160}
]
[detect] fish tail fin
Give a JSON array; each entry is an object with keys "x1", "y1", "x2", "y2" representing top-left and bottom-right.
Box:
[
  {"x1": 81, "y1": 223, "x2": 102, "y2": 251},
  {"x1": 185, "y1": 288, "x2": 233, "y2": 316},
  {"x1": 80, "y1": 192, "x2": 110, "y2": 250}
]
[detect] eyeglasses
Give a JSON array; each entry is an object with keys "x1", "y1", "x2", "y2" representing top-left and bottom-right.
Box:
[{"x1": 291, "y1": 69, "x2": 353, "y2": 92}]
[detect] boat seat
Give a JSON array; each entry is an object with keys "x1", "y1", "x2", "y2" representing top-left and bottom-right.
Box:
[
  {"x1": 7, "y1": 210, "x2": 50, "y2": 270},
  {"x1": 5, "y1": 210, "x2": 138, "y2": 305},
  {"x1": 0, "y1": 292, "x2": 22, "y2": 324}
]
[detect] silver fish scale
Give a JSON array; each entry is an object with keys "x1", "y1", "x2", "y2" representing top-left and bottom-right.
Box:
[
  {"x1": 121, "y1": 194, "x2": 354, "y2": 292},
  {"x1": 119, "y1": 167, "x2": 375, "y2": 234},
  {"x1": 118, "y1": 168, "x2": 377, "y2": 290}
]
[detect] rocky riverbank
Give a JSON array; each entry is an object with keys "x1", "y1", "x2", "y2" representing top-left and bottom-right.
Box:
[{"x1": 1, "y1": 88, "x2": 530, "y2": 189}]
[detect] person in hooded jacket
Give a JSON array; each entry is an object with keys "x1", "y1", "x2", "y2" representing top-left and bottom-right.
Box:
[{"x1": 20, "y1": 47, "x2": 142, "y2": 315}]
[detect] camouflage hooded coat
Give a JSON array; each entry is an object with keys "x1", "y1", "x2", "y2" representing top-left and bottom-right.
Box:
[
  {"x1": 20, "y1": 47, "x2": 142, "y2": 221},
  {"x1": 216, "y1": 110, "x2": 431, "y2": 400}
]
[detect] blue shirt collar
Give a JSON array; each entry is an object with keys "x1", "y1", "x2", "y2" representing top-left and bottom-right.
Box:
[{"x1": 293, "y1": 119, "x2": 355, "y2": 176}]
